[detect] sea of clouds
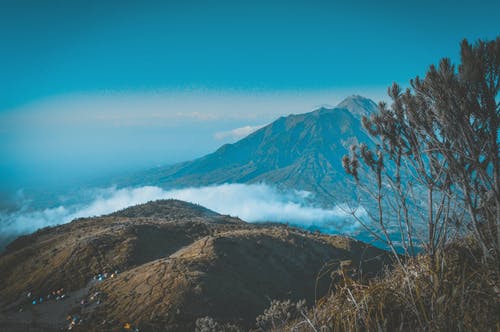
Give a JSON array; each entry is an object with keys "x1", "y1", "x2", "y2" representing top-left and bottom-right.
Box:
[{"x1": 0, "y1": 183, "x2": 366, "y2": 247}]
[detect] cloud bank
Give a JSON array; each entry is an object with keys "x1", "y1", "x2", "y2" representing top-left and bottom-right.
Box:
[{"x1": 0, "y1": 184, "x2": 364, "y2": 245}]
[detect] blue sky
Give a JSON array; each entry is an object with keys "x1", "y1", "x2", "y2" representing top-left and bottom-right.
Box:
[
  {"x1": 0, "y1": 0, "x2": 499, "y2": 192},
  {"x1": 2, "y1": 0, "x2": 499, "y2": 109}
]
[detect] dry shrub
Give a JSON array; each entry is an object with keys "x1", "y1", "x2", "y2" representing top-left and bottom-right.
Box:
[
  {"x1": 195, "y1": 316, "x2": 242, "y2": 332},
  {"x1": 281, "y1": 240, "x2": 500, "y2": 332},
  {"x1": 255, "y1": 299, "x2": 306, "y2": 331}
]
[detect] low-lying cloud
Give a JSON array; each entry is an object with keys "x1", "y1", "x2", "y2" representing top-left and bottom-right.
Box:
[
  {"x1": 214, "y1": 125, "x2": 265, "y2": 141},
  {"x1": 0, "y1": 184, "x2": 365, "y2": 247}
]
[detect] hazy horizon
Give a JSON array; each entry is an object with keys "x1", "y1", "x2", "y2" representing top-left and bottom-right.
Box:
[{"x1": 0, "y1": 89, "x2": 385, "y2": 194}]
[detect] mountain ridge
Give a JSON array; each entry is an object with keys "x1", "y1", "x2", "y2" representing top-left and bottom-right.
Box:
[
  {"x1": 0, "y1": 199, "x2": 391, "y2": 331},
  {"x1": 123, "y1": 95, "x2": 378, "y2": 206}
]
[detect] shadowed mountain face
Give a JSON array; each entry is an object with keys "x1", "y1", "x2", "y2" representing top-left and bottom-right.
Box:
[
  {"x1": 0, "y1": 199, "x2": 390, "y2": 331},
  {"x1": 126, "y1": 95, "x2": 378, "y2": 205}
]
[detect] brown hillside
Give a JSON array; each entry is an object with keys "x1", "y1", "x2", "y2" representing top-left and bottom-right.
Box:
[
  {"x1": 0, "y1": 200, "x2": 243, "y2": 304},
  {"x1": 80, "y1": 228, "x2": 389, "y2": 331},
  {"x1": 0, "y1": 199, "x2": 391, "y2": 331}
]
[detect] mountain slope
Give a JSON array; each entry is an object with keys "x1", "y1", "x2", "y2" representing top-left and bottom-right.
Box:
[
  {"x1": 0, "y1": 199, "x2": 391, "y2": 331},
  {"x1": 127, "y1": 95, "x2": 378, "y2": 205},
  {"x1": 0, "y1": 200, "x2": 243, "y2": 304},
  {"x1": 89, "y1": 228, "x2": 389, "y2": 331}
]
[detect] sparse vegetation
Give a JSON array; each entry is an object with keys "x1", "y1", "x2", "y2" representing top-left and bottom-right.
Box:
[
  {"x1": 289, "y1": 37, "x2": 500, "y2": 331},
  {"x1": 278, "y1": 238, "x2": 499, "y2": 331},
  {"x1": 0, "y1": 200, "x2": 391, "y2": 331},
  {"x1": 255, "y1": 299, "x2": 306, "y2": 330},
  {"x1": 195, "y1": 316, "x2": 242, "y2": 332}
]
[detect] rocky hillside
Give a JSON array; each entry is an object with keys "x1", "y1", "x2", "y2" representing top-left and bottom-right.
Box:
[{"x1": 0, "y1": 199, "x2": 391, "y2": 331}]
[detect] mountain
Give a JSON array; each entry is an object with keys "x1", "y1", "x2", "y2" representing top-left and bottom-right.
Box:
[
  {"x1": 0, "y1": 199, "x2": 391, "y2": 331},
  {"x1": 125, "y1": 95, "x2": 378, "y2": 205},
  {"x1": 336, "y1": 94, "x2": 378, "y2": 118}
]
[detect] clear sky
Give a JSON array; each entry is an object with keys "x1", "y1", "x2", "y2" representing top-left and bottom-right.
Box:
[{"x1": 0, "y1": 0, "x2": 499, "y2": 192}]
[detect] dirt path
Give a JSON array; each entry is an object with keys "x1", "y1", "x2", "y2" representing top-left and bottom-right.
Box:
[{"x1": 0, "y1": 281, "x2": 97, "y2": 332}]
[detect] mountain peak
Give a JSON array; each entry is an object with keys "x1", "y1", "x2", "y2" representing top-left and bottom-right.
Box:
[{"x1": 337, "y1": 95, "x2": 378, "y2": 119}]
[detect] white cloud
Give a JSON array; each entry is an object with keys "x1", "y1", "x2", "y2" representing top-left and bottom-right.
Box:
[
  {"x1": 0, "y1": 184, "x2": 364, "y2": 241},
  {"x1": 214, "y1": 125, "x2": 265, "y2": 140}
]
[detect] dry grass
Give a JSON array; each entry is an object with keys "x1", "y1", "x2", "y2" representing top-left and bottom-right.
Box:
[
  {"x1": 277, "y1": 239, "x2": 500, "y2": 332},
  {"x1": 74, "y1": 228, "x2": 390, "y2": 331},
  {"x1": 0, "y1": 200, "x2": 245, "y2": 305}
]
